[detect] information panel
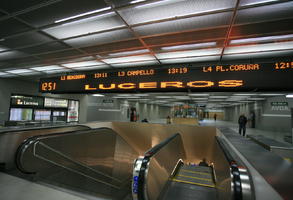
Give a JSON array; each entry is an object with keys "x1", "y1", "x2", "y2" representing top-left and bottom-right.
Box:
[
  {"x1": 44, "y1": 98, "x2": 68, "y2": 108},
  {"x1": 39, "y1": 61, "x2": 293, "y2": 93}
]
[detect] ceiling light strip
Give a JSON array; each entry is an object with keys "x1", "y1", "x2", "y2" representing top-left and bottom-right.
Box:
[{"x1": 55, "y1": 7, "x2": 111, "y2": 23}]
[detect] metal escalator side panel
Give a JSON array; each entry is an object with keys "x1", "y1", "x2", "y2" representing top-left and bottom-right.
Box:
[
  {"x1": 134, "y1": 133, "x2": 186, "y2": 200},
  {"x1": 16, "y1": 128, "x2": 139, "y2": 199}
]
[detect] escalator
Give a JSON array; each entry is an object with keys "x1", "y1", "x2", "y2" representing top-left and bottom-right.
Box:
[
  {"x1": 162, "y1": 165, "x2": 217, "y2": 200},
  {"x1": 0, "y1": 122, "x2": 255, "y2": 200},
  {"x1": 132, "y1": 132, "x2": 253, "y2": 200}
]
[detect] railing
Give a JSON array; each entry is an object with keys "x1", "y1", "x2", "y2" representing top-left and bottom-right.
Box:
[
  {"x1": 216, "y1": 136, "x2": 253, "y2": 200},
  {"x1": 132, "y1": 133, "x2": 186, "y2": 200}
]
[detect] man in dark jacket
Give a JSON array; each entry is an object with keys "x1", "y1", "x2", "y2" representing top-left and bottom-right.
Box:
[{"x1": 238, "y1": 114, "x2": 248, "y2": 136}]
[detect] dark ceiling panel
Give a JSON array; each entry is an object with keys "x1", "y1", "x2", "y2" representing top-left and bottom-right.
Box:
[
  {"x1": 143, "y1": 28, "x2": 227, "y2": 46},
  {"x1": 231, "y1": 18, "x2": 293, "y2": 37},
  {"x1": 2, "y1": 56, "x2": 41, "y2": 67},
  {"x1": 0, "y1": 31, "x2": 54, "y2": 49},
  {"x1": 236, "y1": 2, "x2": 293, "y2": 25},
  {"x1": 81, "y1": 39, "x2": 143, "y2": 54},
  {"x1": 0, "y1": 19, "x2": 31, "y2": 38},
  {"x1": 18, "y1": 0, "x2": 109, "y2": 27},
  {"x1": 110, "y1": 0, "x2": 131, "y2": 8},
  {"x1": 38, "y1": 49, "x2": 82, "y2": 60},
  {"x1": 20, "y1": 42, "x2": 70, "y2": 54},
  {"x1": 0, "y1": 0, "x2": 50, "y2": 13}
]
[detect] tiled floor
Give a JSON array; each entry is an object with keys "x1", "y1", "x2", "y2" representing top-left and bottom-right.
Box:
[{"x1": 199, "y1": 119, "x2": 292, "y2": 145}]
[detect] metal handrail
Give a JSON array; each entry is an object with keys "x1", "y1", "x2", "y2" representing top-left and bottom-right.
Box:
[
  {"x1": 15, "y1": 127, "x2": 131, "y2": 188},
  {"x1": 135, "y1": 133, "x2": 181, "y2": 200},
  {"x1": 216, "y1": 136, "x2": 250, "y2": 200}
]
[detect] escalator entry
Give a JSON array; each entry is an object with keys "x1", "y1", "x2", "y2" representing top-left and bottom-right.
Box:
[{"x1": 171, "y1": 164, "x2": 215, "y2": 188}]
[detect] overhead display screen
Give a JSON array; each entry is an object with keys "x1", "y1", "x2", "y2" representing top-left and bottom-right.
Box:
[{"x1": 39, "y1": 61, "x2": 293, "y2": 93}]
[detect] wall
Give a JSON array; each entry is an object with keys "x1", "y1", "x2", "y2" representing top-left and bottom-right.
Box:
[
  {"x1": 224, "y1": 96, "x2": 293, "y2": 133},
  {"x1": 0, "y1": 78, "x2": 39, "y2": 125}
]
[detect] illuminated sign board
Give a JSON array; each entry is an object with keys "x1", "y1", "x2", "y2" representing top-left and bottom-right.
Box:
[
  {"x1": 39, "y1": 61, "x2": 293, "y2": 93},
  {"x1": 44, "y1": 98, "x2": 68, "y2": 108},
  {"x1": 11, "y1": 95, "x2": 44, "y2": 107}
]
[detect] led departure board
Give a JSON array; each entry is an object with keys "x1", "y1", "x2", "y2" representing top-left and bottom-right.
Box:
[{"x1": 39, "y1": 61, "x2": 293, "y2": 93}]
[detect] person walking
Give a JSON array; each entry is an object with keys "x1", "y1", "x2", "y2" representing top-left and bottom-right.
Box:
[
  {"x1": 238, "y1": 114, "x2": 248, "y2": 136},
  {"x1": 213, "y1": 113, "x2": 217, "y2": 121}
]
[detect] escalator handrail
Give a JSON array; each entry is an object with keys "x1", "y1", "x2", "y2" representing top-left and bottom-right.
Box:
[
  {"x1": 0, "y1": 124, "x2": 90, "y2": 135},
  {"x1": 216, "y1": 136, "x2": 246, "y2": 200},
  {"x1": 137, "y1": 133, "x2": 180, "y2": 200},
  {"x1": 15, "y1": 127, "x2": 130, "y2": 185}
]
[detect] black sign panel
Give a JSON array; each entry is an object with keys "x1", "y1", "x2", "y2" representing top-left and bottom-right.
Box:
[
  {"x1": 11, "y1": 95, "x2": 44, "y2": 107},
  {"x1": 39, "y1": 61, "x2": 293, "y2": 93}
]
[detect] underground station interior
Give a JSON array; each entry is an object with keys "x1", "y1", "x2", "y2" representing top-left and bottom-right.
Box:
[{"x1": 0, "y1": 0, "x2": 293, "y2": 200}]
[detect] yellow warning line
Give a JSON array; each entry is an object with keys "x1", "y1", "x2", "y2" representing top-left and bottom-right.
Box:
[
  {"x1": 177, "y1": 174, "x2": 212, "y2": 182},
  {"x1": 172, "y1": 179, "x2": 215, "y2": 188},
  {"x1": 181, "y1": 169, "x2": 210, "y2": 176}
]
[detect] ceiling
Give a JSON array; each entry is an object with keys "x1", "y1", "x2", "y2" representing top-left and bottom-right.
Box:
[
  {"x1": 98, "y1": 92, "x2": 291, "y2": 108},
  {"x1": 0, "y1": 0, "x2": 292, "y2": 78}
]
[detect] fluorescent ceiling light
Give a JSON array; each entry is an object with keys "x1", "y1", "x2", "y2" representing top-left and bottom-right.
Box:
[
  {"x1": 103, "y1": 55, "x2": 155, "y2": 64},
  {"x1": 108, "y1": 49, "x2": 149, "y2": 57},
  {"x1": 93, "y1": 94, "x2": 105, "y2": 97},
  {"x1": 63, "y1": 61, "x2": 103, "y2": 68},
  {"x1": 157, "y1": 48, "x2": 221, "y2": 59},
  {"x1": 133, "y1": 94, "x2": 149, "y2": 96},
  {"x1": 0, "y1": 72, "x2": 8, "y2": 76},
  {"x1": 286, "y1": 94, "x2": 293, "y2": 98},
  {"x1": 225, "y1": 41, "x2": 293, "y2": 54},
  {"x1": 0, "y1": 46, "x2": 7, "y2": 52},
  {"x1": 173, "y1": 96, "x2": 190, "y2": 99},
  {"x1": 243, "y1": 0, "x2": 279, "y2": 6},
  {"x1": 233, "y1": 93, "x2": 256, "y2": 96},
  {"x1": 230, "y1": 34, "x2": 293, "y2": 45},
  {"x1": 247, "y1": 98, "x2": 266, "y2": 100},
  {"x1": 6, "y1": 69, "x2": 33, "y2": 74},
  {"x1": 156, "y1": 96, "x2": 171, "y2": 98},
  {"x1": 31, "y1": 65, "x2": 63, "y2": 71},
  {"x1": 161, "y1": 42, "x2": 217, "y2": 51},
  {"x1": 46, "y1": 69, "x2": 72, "y2": 74},
  {"x1": 74, "y1": 65, "x2": 110, "y2": 71},
  {"x1": 55, "y1": 7, "x2": 111, "y2": 23},
  {"x1": 189, "y1": 94, "x2": 209, "y2": 96},
  {"x1": 259, "y1": 93, "x2": 284, "y2": 96},
  {"x1": 110, "y1": 60, "x2": 158, "y2": 67},
  {"x1": 192, "y1": 98, "x2": 208, "y2": 100},
  {"x1": 131, "y1": 0, "x2": 146, "y2": 4},
  {"x1": 135, "y1": 0, "x2": 173, "y2": 8},
  {"x1": 209, "y1": 96, "x2": 228, "y2": 98}
]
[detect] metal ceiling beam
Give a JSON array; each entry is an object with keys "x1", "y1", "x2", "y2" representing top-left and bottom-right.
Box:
[
  {"x1": 220, "y1": 0, "x2": 241, "y2": 61},
  {"x1": 0, "y1": 8, "x2": 112, "y2": 69},
  {"x1": 0, "y1": 0, "x2": 62, "y2": 22},
  {"x1": 103, "y1": 0, "x2": 161, "y2": 64}
]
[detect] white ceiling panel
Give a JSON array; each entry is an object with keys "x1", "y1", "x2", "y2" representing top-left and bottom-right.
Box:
[
  {"x1": 110, "y1": 60, "x2": 158, "y2": 68},
  {"x1": 74, "y1": 65, "x2": 111, "y2": 71},
  {"x1": 157, "y1": 48, "x2": 221, "y2": 59},
  {"x1": 44, "y1": 12, "x2": 126, "y2": 39},
  {"x1": 62, "y1": 60, "x2": 104, "y2": 68},
  {"x1": 133, "y1": 12, "x2": 232, "y2": 36},
  {"x1": 65, "y1": 29, "x2": 134, "y2": 48},
  {"x1": 120, "y1": 0, "x2": 234, "y2": 25},
  {"x1": 31, "y1": 65, "x2": 63, "y2": 71},
  {"x1": 160, "y1": 55, "x2": 220, "y2": 64},
  {"x1": 103, "y1": 54, "x2": 156, "y2": 64},
  {"x1": 225, "y1": 41, "x2": 293, "y2": 54}
]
